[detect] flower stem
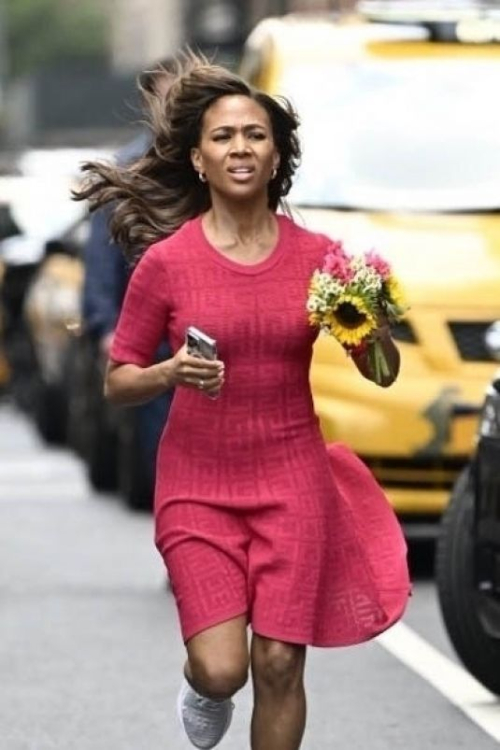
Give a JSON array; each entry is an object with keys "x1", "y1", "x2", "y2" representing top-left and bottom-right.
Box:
[{"x1": 368, "y1": 339, "x2": 391, "y2": 385}]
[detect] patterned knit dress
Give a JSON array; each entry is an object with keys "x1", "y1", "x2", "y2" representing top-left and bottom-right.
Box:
[{"x1": 110, "y1": 214, "x2": 410, "y2": 645}]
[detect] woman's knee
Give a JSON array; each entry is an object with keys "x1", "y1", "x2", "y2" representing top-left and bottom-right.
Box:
[
  {"x1": 189, "y1": 654, "x2": 249, "y2": 700},
  {"x1": 252, "y1": 637, "x2": 306, "y2": 693},
  {"x1": 186, "y1": 615, "x2": 249, "y2": 700}
]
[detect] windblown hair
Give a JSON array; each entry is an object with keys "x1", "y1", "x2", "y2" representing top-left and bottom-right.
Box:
[{"x1": 73, "y1": 53, "x2": 301, "y2": 263}]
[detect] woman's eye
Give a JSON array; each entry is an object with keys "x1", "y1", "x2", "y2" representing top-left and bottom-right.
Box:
[{"x1": 212, "y1": 132, "x2": 266, "y2": 142}]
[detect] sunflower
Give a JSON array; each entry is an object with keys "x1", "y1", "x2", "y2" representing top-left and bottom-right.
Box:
[
  {"x1": 329, "y1": 294, "x2": 376, "y2": 347},
  {"x1": 385, "y1": 275, "x2": 406, "y2": 313}
]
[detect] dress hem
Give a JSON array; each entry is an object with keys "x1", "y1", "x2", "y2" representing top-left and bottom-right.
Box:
[{"x1": 250, "y1": 587, "x2": 411, "y2": 648}]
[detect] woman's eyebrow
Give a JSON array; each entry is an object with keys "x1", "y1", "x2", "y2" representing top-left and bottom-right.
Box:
[{"x1": 209, "y1": 123, "x2": 268, "y2": 134}]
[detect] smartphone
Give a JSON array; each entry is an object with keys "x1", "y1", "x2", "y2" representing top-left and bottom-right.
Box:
[{"x1": 186, "y1": 326, "x2": 217, "y2": 360}]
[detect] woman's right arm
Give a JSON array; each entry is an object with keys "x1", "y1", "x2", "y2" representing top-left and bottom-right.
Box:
[
  {"x1": 105, "y1": 345, "x2": 225, "y2": 405},
  {"x1": 104, "y1": 360, "x2": 175, "y2": 406}
]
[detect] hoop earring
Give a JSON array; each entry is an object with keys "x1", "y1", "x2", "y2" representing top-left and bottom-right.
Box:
[
  {"x1": 198, "y1": 171, "x2": 207, "y2": 183},
  {"x1": 270, "y1": 167, "x2": 277, "y2": 180}
]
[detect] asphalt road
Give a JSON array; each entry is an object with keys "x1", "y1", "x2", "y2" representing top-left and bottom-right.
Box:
[{"x1": 1, "y1": 401, "x2": 499, "y2": 750}]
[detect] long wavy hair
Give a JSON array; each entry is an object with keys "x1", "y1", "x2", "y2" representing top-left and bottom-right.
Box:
[{"x1": 73, "y1": 53, "x2": 301, "y2": 263}]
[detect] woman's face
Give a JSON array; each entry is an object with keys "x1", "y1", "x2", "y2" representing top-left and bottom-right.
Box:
[{"x1": 191, "y1": 94, "x2": 280, "y2": 202}]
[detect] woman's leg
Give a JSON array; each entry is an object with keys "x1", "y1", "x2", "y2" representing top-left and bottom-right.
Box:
[
  {"x1": 250, "y1": 634, "x2": 307, "y2": 750},
  {"x1": 178, "y1": 616, "x2": 250, "y2": 749},
  {"x1": 184, "y1": 614, "x2": 250, "y2": 699}
]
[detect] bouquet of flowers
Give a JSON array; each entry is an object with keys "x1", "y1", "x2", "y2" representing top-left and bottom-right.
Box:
[{"x1": 307, "y1": 241, "x2": 407, "y2": 385}]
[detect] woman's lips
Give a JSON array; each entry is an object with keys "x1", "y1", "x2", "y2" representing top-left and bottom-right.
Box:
[{"x1": 227, "y1": 166, "x2": 254, "y2": 180}]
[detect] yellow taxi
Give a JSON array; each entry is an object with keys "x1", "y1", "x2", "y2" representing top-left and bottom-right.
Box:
[{"x1": 240, "y1": 3, "x2": 500, "y2": 534}]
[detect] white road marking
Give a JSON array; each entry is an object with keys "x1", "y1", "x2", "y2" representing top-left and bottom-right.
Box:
[{"x1": 378, "y1": 621, "x2": 500, "y2": 743}]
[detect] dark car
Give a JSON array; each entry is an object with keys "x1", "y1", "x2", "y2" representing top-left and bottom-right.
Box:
[
  {"x1": 436, "y1": 324, "x2": 500, "y2": 695},
  {"x1": 0, "y1": 149, "x2": 109, "y2": 424},
  {"x1": 67, "y1": 328, "x2": 171, "y2": 512},
  {"x1": 24, "y1": 208, "x2": 171, "y2": 512}
]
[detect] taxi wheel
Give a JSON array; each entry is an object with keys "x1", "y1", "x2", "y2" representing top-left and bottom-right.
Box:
[{"x1": 436, "y1": 467, "x2": 500, "y2": 695}]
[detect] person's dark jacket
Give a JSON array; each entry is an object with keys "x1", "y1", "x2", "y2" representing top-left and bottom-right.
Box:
[
  {"x1": 82, "y1": 130, "x2": 151, "y2": 339},
  {"x1": 82, "y1": 206, "x2": 128, "y2": 340},
  {"x1": 81, "y1": 131, "x2": 172, "y2": 504}
]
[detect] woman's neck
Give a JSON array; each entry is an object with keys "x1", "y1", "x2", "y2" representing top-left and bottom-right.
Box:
[{"x1": 202, "y1": 201, "x2": 278, "y2": 262}]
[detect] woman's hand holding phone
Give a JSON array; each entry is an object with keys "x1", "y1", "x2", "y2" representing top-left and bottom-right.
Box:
[{"x1": 166, "y1": 344, "x2": 224, "y2": 398}]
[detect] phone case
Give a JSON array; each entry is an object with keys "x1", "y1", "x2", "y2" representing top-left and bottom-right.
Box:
[{"x1": 186, "y1": 326, "x2": 217, "y2": 360}]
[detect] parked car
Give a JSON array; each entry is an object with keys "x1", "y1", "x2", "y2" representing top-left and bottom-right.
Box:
[
  {"x1": 0, "y1": 255, "x2": 11, "y2": 393},
  {"x1": 240, "y1": 4, "x2": 500, "y2": 535},
  {"x1": 24, "y1": 218, "x2": 86, "y2": 443},
  {"x1": 23, "y1": 208, "x2": 169, "y2": 511},
  {"x1": 0, "y1": 200, "x2": 23, "y2": 396},
  {"x1": 0, "y1": 181, "x2": 54, "y2": 414},
  {"x1": 0, "y1": 149, "x2": 109, "y2": 420},
  {"x1": 65, "y1": 322, "x2": 169, "y2": 511},
  {"x1": 436, "y1": 323, "x2": 500, "y2": 695}
]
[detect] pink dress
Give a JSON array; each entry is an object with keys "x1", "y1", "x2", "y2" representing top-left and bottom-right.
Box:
[{"x1": 111, "y1": 215, "x2": 410, "y2": 645}]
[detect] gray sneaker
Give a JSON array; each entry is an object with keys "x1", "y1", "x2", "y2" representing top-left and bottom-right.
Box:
[{"x1": 177, "y1": 679, "x2": 234, "y2": 749}]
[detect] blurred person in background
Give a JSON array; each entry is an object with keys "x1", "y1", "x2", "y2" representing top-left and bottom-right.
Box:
[
  {"x1": 81, "y1": 58, "x2": 176, "y2": 508},
  {"x1": 74, "y1": 54, "x2": 405, "y2": 750}
]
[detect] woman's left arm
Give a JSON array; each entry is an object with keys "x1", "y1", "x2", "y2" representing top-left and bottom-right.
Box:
[{"x1": 350, "y1": 324, "x2": 400, "y2": 388}]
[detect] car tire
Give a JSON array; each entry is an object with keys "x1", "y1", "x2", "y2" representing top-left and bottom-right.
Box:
[
  {"x1": 87, "y1": 416, "x2": 119, "y2": 492},
  {"x1": 74, "y1": 340, "x2": 119, "y2": 493},
  {"x1": 116, "y1": 411, "x2": 153, "y2": 513},
  {"x1": 33, "y1": 336, "x2": 79, "y2": 447},
  {"x1": 65, "y1": 337, "x2": 91, "y2": 459},
  {"x1": 34, "y1": 381, "x2": 67, "y2": 445},
  {"x1": 435, "y1": 466, "x2": 500, "y2": 695},
  {"x1": 86, "y1": 373, "x2": 119, "y2": 492}
]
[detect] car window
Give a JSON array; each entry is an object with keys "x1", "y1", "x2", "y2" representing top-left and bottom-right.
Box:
[{"x1": 282, "y1": 57, "x2": 500, "y2": 212}]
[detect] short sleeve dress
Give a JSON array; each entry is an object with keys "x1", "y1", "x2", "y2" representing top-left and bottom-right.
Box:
[{"x1": 111, "y1": 214, "x2": 409, "y2": 646}]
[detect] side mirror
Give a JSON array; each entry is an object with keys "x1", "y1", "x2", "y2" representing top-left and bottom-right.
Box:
[
  {"x1": 0, "y1": 204, "x2": 21, "y2": 241},
  {"x1": 484, "y1": 321, "x2": 500, "y2": 362}
]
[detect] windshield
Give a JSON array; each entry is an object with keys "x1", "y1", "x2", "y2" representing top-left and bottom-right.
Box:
[{"x1": 283, "y1": 58, "x2": 500, "y2": 212}]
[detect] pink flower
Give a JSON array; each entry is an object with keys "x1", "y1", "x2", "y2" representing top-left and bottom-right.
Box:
[
  {"x1": 322, "y1": 241, "x2": 354, "y2": 283},
  {"x1": 364, "y1": 249, "x2": 391, "y2": 280},
  {"x1": 326, "y1": 240, "x2": 348, "y2": 259}
]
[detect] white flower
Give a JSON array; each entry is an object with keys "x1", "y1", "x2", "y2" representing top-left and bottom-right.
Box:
[{"x1": 352, "y1": 266, "x2": 383, "y2": 292}]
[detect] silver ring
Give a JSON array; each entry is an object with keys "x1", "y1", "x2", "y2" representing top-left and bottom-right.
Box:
[{"x1": 198, "y1": 379, "x2": 204, "y2": 390}]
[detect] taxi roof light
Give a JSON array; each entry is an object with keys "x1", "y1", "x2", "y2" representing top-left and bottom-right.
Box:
[
  {"x1": 360, "y1": 0, "x2": 500, "y2": 21},
  {"x1": 359, "y1": 1, "x2": 500, "y2": 43}
]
